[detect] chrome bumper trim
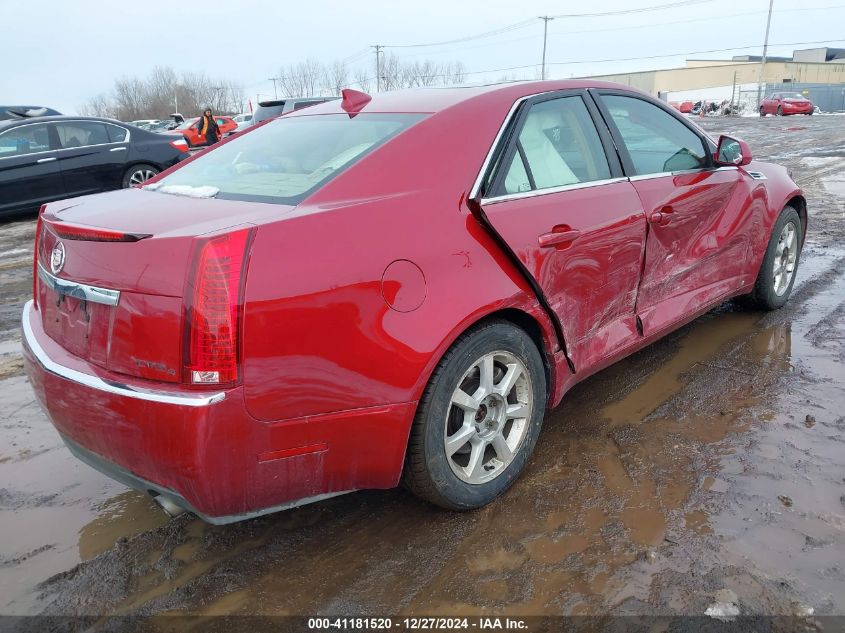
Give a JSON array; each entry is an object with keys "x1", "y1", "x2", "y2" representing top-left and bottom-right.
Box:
[
  {"x1": 21, "y1": 300, "x2": 225, "y2": 407},
  {"x1": 37, "y1": 263, "x2": 121, "y2": 306}
]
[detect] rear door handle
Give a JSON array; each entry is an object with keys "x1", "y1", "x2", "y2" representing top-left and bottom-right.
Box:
[
  {"x1": 36, "y1": 157, "x2": 56, "y2": 164},
  {"x1": 538, "y1": 227, "x2": 581, "y2": 248},
  {"x1": 649, "y1": 205, "x2": 674, "y2": 225},
  {"x1": 109, "y1": 147, "x2": 127, "y2": 152}
]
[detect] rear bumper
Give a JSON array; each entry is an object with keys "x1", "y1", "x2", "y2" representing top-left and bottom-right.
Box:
[{"x1": 22, "y1": 300, "x2": 415, "y2": 522}]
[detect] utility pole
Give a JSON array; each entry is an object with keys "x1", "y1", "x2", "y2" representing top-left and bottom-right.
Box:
[
  {"x1": 756, "y1": 0, "x2": 775, "y2": 108},
  {"x1": 539, "y1": 16, "x2": 554, "y2": 80},
  {"x1": 372, "y1": 45, "x2": 383, "y2": 92},
  {"x1": 268, "y1": 77, "x2": 279, "y2": 99}
]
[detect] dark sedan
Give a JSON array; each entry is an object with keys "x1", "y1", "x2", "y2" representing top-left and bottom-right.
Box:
[{"x1": 0, "y1": 116, "x2": 190, "y2": 217}]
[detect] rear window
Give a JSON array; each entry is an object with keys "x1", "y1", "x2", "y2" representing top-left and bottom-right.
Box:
[{"x1": 154, "y1": 113, "x2": 425, "y2": 205}]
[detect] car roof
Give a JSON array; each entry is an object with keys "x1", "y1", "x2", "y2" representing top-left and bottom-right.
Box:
[
  {"x1": 0, "y1": 115, "x2": 131, "y2": 131},
  {"x1": 284, "y1": 80, "x2": 646, "y2": 117}
]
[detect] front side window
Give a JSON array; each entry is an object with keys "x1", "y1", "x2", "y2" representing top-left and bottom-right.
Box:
[
  {"x1": 493, "y1": 96, "x2": 611, "y2": 196},
  {"x1": 153, "y1": 113, "x2": 425, "y2": 205},
  {"x1": 0, "y1": 124, "x2": 52, "y2": 157},
  {"x1": 601, "y1": 95, "x2": 707, "y2": 175},
  {"x1": 56, "y1": 122, "x2": 111, "y2": 148}
]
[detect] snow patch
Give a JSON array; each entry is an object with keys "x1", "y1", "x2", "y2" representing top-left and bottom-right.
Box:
[
  {"x1": 144, "y1": 183, "x2": 219, "y2": 199},
  {"x1": 705, "y1": 602, "x2": 740, "y2": 619}
]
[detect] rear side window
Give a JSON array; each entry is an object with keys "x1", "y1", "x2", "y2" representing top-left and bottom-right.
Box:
[
  {"x1": 492, "y1": 96, "x2": 611, "y2": 196},
  {"x1": 106, "y1": 124, "x2": 129, "y2": 143},
  {"x1": 153, "y1": 113, "x2": 425, "y2": 205},
  {"x1": 0, "y1": 124, "x2": 52, "y2": 157},
  {"x1": 56, "y1": 122, "x2": 111, "y2": 148},
  {"x1": 601, "y1": 95, "x2": 707, "y2": 175}
]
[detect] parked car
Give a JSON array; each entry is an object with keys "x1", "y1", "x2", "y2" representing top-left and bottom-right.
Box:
[
  {"x1": 23, "y1": 82, "x2": 806, "y2": 524},
  {"x1": 251, "y1": 97, "x2": 339, "y2": 126},
  {"x1": 0, "y1": 116, "x2": 189, "y2": 217},
  {"x1": 760, "y1": 92, "x2": 814, "y2": 116},
  {"x1": 229, "y1": 113, "x2": 253, "y2": 135},
  {"x1": 678, "y1": 101, "x2": 694, "y2": 114},
  {"x1": 171, "y1": 116, "x2": 237, "y2": 147},
  {"x1": 0, "y1": 105, "x2": 62, "y2": 120},
  {"x1": 128, "y1": 119, "x2": 162, "y2": 130}
]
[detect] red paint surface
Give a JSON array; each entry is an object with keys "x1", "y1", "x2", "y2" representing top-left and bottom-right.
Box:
[{"x1": 24, "y1": 80, "x2": 806, "y2": 521}]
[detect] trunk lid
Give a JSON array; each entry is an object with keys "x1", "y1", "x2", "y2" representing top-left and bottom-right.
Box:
[{"x1": 35, "y1": 187, "x2": 293, "y2": 383}]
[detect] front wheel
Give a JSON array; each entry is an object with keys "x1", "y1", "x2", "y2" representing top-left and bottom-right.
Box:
[
  {"x1": 759, "y1": 107, "x2": 766, "y2": 117},
  {"x1": 741, "y1": 206, "x2": 802, "y2": 310},
  {"x1": 122, "y1": 164, "x2": 159, "y2": 188},
  {"x1": 403, "y1": 321, "x2": 547, "y2": 510},
  {"x1": 777, "y1": 106, "x2": 783, "y2": 116}
]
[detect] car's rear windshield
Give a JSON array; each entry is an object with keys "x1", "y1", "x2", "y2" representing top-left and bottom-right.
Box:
[
  {"x1": 782, "y1": 93, "x2": 806, "y2": 99},
  {"x1": 153, "y1": 113, "x2": 425, "y2": 205}
]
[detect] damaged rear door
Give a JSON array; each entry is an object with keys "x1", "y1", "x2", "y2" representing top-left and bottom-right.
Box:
[{"x1": 471, "y1": 90, "x2": 647, "y2": 371}]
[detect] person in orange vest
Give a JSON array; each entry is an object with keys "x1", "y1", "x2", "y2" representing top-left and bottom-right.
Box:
[{"x1": 194, "y1": 107, "x2": 221, "y2": 145}]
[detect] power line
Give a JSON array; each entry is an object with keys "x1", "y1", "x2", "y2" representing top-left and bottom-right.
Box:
[
  {"x1": 546, "y1": 37, "x2": 845, "y2": 67},
  {"x1": 549, "y1": 0, "x2": 716, "y2": 18},
  {"x1": 382, "y1": 0, "x2": 720, "y2": 49}
]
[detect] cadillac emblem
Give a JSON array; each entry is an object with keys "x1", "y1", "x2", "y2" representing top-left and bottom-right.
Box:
[{"x1": 50, "y1": 242, "x2": 66, "y2": 275}]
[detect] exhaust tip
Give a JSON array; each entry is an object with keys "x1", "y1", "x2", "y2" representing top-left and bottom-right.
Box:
[{"x1": 151, "y1": 493, "x2": 187, "y2": 518}]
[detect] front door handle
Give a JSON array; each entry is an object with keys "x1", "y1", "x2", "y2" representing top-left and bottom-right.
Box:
[
  {"x1": 538, "y1": 226, "x2": 581, "y2": 248},
  {"x1": 109, "y1": 146, "x2": 127, "y2": 152},
  {"x1": 36, "y1": 157, "x2": 56, "y2": 164}
]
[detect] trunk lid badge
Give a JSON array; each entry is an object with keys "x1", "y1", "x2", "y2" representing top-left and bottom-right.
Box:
[{"x1": 50, "y1": 242, "x2": 66, "y2": 275}]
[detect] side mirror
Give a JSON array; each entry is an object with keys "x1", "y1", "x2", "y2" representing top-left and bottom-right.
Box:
[{"x1": 715, "y1": 135, "x2": 752, "y2": 167}]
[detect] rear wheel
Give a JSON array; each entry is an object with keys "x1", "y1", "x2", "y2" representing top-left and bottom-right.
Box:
[
  {"x1": 741, "y1": 206, "x2": 802, "y2": 310},
  {"x1": 759, "y1": 107, "x2": 766, "y2": 117},
  {"x1": 122, "y1": 164, "x2": 159, "y2": 188},
  {"x1": 403, "y1": 321, "x2": 547, "y2": 510},
  {"x1": 777, "y1": 105, "x2": 783, "y2": 116}
]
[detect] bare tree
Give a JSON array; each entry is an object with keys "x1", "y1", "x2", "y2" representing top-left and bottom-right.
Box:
[
  {"x1": 79, "y1": 93, "x2": 115, "y2": 118},
  {"x1": 324, "y1": 60, "x2": 349, "y2": 96},
  {"x1": 353, "y1": 67, "x2": 373, "y2": 93}
]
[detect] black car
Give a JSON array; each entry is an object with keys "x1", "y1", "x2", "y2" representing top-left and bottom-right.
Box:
[{"x1": 0, "y1": 116, "x2": 190, "y2": 217}]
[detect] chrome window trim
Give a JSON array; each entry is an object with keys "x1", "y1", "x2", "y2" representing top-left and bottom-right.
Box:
[
  {"x1": 21, "y1": 301, "x2": 225, "y2": 407},
  {"x1": 468, "y1": 90, "x2": 555, "y2": 201},
  {"x1": 54, "y1": 120, "x2": 131, "y2": 151},
  {"x1": 0, "y1": 119, "x2": 131, "y2": 161},
  {"x1": 38, "y1": 263, "x2": 121, "y2": 306},
  {"x1": 480, "y1": 177, "x2": 628, "y2": 205},
  {"x1": 628, "y1": 165, "x2": 738, "y2": 182}
]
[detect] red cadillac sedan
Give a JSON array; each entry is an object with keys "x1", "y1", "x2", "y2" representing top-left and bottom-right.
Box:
[
  {"x1": 759, "y1": 92, "x2": 815, "y2": 116},
  {"x1": 23, "y1": 81, "x2": 806, "y2": 523}
]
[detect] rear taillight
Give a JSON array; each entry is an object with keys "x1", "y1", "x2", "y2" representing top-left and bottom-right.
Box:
[
  {"x1": 183, "y1": 228, "x2": 254, "y2": 387},
  {"x1": 33, "y1": 205, "x2": 45, "y2": 309},
  {"x1": 170, "y1": 139, "x2": 189, "y2": 152}
]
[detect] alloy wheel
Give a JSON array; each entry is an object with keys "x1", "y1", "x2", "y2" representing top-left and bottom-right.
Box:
[
  {"x1": 129, "y1": 169, "x2": 157, "y2": 186},
  {"x1": 444, "y1": 351, "x2": 532, "y2": 484},
  {"x1": 772, "y1": 221, "x2": 798, "y2": 296}
]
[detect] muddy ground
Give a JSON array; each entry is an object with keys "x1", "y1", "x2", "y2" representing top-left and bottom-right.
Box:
[{"x1": 0, "y1": 115, "x2": 844, "y2": 627}]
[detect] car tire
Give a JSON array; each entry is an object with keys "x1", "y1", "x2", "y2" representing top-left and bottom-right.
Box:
[
  {"x1": 122, "y1": 164, "x2": 160, "y2": 188},
  {"x1": 777, "y1": 106, "x2": 783, "y2": 116},
  {"x1": 403, "y1": 320, "x2": 547, "y2": 510},
  {"x1": 740, "y1": 206, "x2": 802, "y2": 311},
  {"x1": 759, "y1": 107, "x2": 766, "y2": 117}
]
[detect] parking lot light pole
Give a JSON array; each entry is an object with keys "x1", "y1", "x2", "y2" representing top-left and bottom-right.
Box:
[
  {"x1": 372, "y1": 45, "x2": 383, "y2": 92},
  {"x1": 540, "y1": 16, "x2": 554, "y2": 80},
  {"x1": 756, "y1": 0, "x2": 775, "y2": 108},
  {"x1": 268, "y1": 78, "x2": 279, "y2": 99}
]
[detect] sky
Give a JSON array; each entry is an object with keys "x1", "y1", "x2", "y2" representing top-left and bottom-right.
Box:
[{"x1": 4, "y1": 0, "x2": 845, "y2": 115}]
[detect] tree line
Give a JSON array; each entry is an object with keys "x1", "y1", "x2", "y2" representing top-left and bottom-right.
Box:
[
  {"x1": 80, "y1": 54, "x2": 468, "y2": 120},
  {"x1": 80, "y1": 67, "x2": 245, "y2": 121}
]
